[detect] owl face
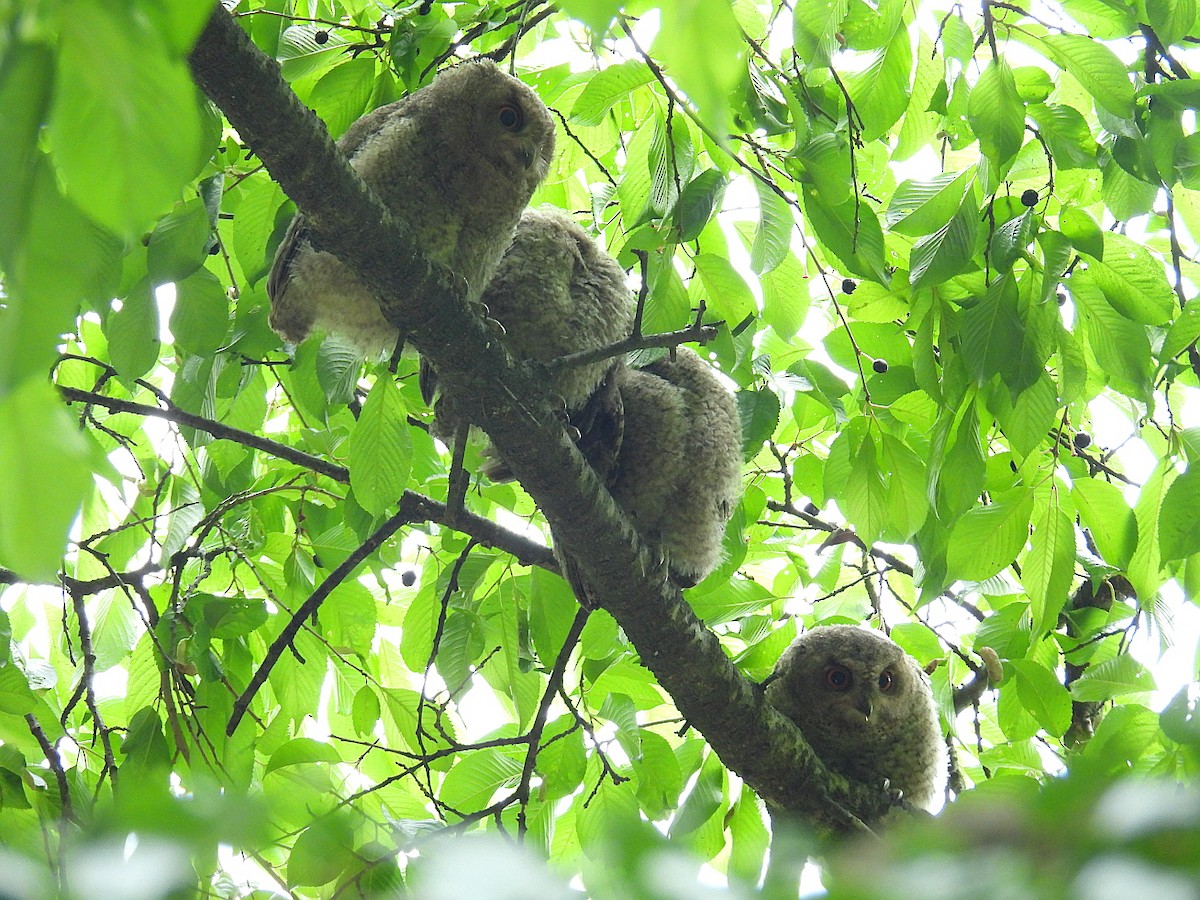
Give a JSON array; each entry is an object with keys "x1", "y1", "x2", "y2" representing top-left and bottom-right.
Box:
[
  {"x1": 441, "y1": 61, "x2": 555, "y2": 190},
  {"x1": 813, "y1": 648, "x2": 913, "y2": 735}
]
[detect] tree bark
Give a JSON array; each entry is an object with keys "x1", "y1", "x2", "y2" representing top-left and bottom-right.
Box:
[{"x1": 187, "y1": 7, "x2": 894, "y2": 833}]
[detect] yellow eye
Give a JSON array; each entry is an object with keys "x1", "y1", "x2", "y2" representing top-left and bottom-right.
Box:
[{"x1": 498, "y1": 104, "x2": 523, "y2": 130}]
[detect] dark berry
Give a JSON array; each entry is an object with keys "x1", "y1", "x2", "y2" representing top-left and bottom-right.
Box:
[
  {"x1": 804, "y1": 502, "x2": 819, "y2": 516},
  {"x1": 872, "y1": 359, "x2": 888, "y2": 374},
  {"x1": 1073, "y1": 432, "x2": 1092, "y2": 450},
  {"x1": 208, "y1": 243, "x2": 220, "y2": 255},
  {"x1": 1020, "y1": 189, "x2": 1038, "y2": 207},
  {"x1": 842, "y1": 278, "x2": 856, "y2": 295},
  {"x1": 314, "y1": 30, "x2": 329, "y2": 44},
  {"x1": 401, "y1": 569, "x2": 416, "y2": 587},
  {"x1": 1057, "y1": 291, "x2": 1067, "y2": 306}
]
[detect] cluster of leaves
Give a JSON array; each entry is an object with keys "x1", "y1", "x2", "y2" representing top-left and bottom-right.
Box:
[{"x1": 1, "y1": 0, "x2": 1200, "y2": 895}]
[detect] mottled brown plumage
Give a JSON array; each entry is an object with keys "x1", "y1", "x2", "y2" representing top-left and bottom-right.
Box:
[
  {"x1": 608, "y1": 349, "x2": 743, "y2": 586},
  {"x1": 765, "y1": 625, "x2": 942, "y2": 809},
  {"x1": 267, "y1": 60, "x2": 555, "y2": 352}
]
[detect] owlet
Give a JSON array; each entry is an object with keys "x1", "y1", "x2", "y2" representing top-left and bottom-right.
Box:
[
  {"x1": 267, "y1": 60, "x2": 556, "y2": 353},
  {"x1": 608, "y1": 349, "x2": 743, "y2": 587},
  {"x1": 424, "y1": 205, "x2": 635, "y2": 478},
  {"x1": 764, "y1": 625, "x2": 943, "y2": 810}
]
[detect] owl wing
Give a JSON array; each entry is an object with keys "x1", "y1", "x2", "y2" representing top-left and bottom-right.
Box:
[{"x1": 267, "y1": 96, "x2": 416, "y2": 307}]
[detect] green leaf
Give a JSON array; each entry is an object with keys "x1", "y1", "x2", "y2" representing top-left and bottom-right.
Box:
[
  {"x1": 1147, "y1": 0, "x2": 1197, "y2": 46},
  {"x1": 989, "y1": 210, "x2": 1036, "y2": 275},
  {"x1": 845, "y1": 23, "x2": 913, "y2": 141},
  {"x1": 171, "y1": 269, "x2": 230, "y2": 356},
  {"x1": 793, "y1": 0, "x2": 849, "y2": 67},
  {"x1": 0, "y1": 379, "x2": 96, "y2": 583},
  {"x1": 1073, "y1": 477, "x2": 1137, "y2": 569},
  {"x1": 750, "y1": 179, "x2": 792, "y2": 275},
  {"x1": 347, "y1": 378, "x2": 413, "y2": 516},
  {"x1": 1086, "y1": 232, "x2": 1175, "y2": 326},
  {"x1": 1161, "y1": 296, "x2": 1200, "y2": 362},
  {"x1": 653, "y1": 0, "x2": 746, "y2": 140},
  {"x1": 0, "y1": 41, "x2": 54, "y2": 268},
  {"x1": 0, "y1": 664, "x2": 37, "y2": 715},
  {"x1": 736, "y1": 389, "x2": 781, "y2": 459},
  {"x1": 108, "y1": 281, "x2": 162, "y2": 380},
  {"x1": 885, "y1": 169, "x2": 974, "y2": 236},
  {"x1": 693, "y1": 253, "x2": 755, "y2": 323},
  {"x1": 440, "y1": 749, "x2": 523, "y2": 812},
  {"x1": 557, "y1": 0, "x2": 624, "y2": 33},
  {"x1": 878, "y1": 432, "x2": 929, "y2": 541},
  {"x1": 571, "y1": 60, "x2": 654, "y2": 126},
  {"x1": 1006, "y1": 659, "x2": 1072, "y2": 737},
  {"x1": 910, "y1": 195, "x2": 980, "y2": 289},
  {"x1": 233, "y1": 173, "x2": 287, "y2": 288},
  {"x1": 960, "y1": 275, "x2": 1041, "y2": 397},
  {"x1": 1028, "y1": 104, "x2": 1096, "y2": 170},
  {"x1": 1068, "y1": 268, "x2": 1153, "y2": 404},
  {"x1": 669, "y1": 752, "x2": 724, "y2": 838},
  {"x1": 801, "y1": 186, "x2": 889, "y2": 284},
  {"x1": 47, "y1": 0, "x2": 205, "y2": 235},
  {"x1": 1069, "y1": 654, "x2": 1156, "y2": 702},
  {"x1": 674, "y1": 169, "x2": 728, "y2": 242},
  {"x1": 761, "y1": 251, "x2": 810, "y2": 339},
  {"x1": 1058, "y1": 205, "x2": 1104, "y2": 258},
  {"x1": 147, "y1": 198, "x2": 212, "y2": 285},
  {"x1": 1024, "y1": 492, "x2": 1076, "y2": 636},
  {"x1": 946, "y1": 488, "x2": 1034, "y2": 582},
  {"x1": 122, "y1": 707, "x2": 171, "y2": 770},
  {"x1": 1159, "y1": 466, "x2": 1200, "y2": 562},
  {"x1": 265, "y1": 738, "x2": 343, "y2": 775},
  {"x1": 967, "y1": 58, "x2": 1025, "y2": 168},
  {"x1": 1040, "y1": 33, "x2": 1135, "y2": 120},
  {"x1": 1160, "y1": 685, "x2": 1200, "y2": 745},
  {"x1": 288, "y1": 814, "x2": 357, "y2": 887},
  {"x1": 307, "y1": 58, "x2": 375, "y2": 138}
]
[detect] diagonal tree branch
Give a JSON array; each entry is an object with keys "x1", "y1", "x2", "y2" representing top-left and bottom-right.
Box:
[{"x1": 187, "y1": 6, "x2": 893, "y2": 832}]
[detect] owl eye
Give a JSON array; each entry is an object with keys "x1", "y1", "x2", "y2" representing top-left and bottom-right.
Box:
[
  {"x1": 498, "y1": 104, "x2": 523, "y2": 130},
  {"x1": 825, "y1": 666, "x2": 852, "y2": 691},
  {"x1": 878, "y1": 669, "x2": 896, "y2": 692}
]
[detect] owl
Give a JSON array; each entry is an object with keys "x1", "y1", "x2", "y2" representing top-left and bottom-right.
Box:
[
  {"x1": 764, "y1": 625, "x2": 943, "y2": 810},
  {"x1": 607, "y1": 348, "x2": 743, "y2": 587},
  {"x1": 423, "y1": 205, "x2": 635, "y2": 479},
  {"x1": 267, "y1": 60, "x2": 556, "y2": 353}
]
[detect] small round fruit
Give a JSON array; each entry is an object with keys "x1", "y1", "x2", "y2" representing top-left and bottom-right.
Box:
[
  {"x1": 842, "y1": 278, "x2": 857, "y2": 294},
  {"x1": 1073, "y1": 432, "x2": 1092, "y2": 450},
  {"x1": 401, "y1": 569, "x2": 417, "y2": 587},
  {"x1": 1020, "y1": 189, "x2": 1038, "y2": 207},
  {"x1": 872, "y1": 358, "x2": 888, "y2": 374},
  {"x1": 314, "y1": 30, "x2": 330, "y2": 44}
]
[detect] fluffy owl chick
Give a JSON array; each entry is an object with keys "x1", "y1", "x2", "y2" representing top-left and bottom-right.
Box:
[
  {"x1": 608, "y1": 348, "x2": 743, "y2": 587},
  {"x1": 765, "y1": 625, "x2": 943, "y2": 810},
  {"x1": 425, "y1": 206, "x2": 635, "y2": 480},
  {"x1": 267, "y1": 60, "x2": 556, "y2": 353}
]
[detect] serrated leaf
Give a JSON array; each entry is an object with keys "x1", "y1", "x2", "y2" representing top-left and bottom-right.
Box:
[
  {"x1": 1159, "y1": 466, "x2": 1200, "y2": 562},
  {"x1": 1006, "y1": 659, "x2": 1072, "y2": 736},
  {"x1": 1024, "y1": 494, "x2": 1075, "y2": 636},
  {"x1": 750, "y1": 178, "x2": 792, "y2": 275},
  {"x1": 967, "y1": 58, "x2": 1025, "y2": 168},
  {"x1": 308, "y1": 57, "x2": 375, "y2": 138},
  {"x1": 1070, "y1": 654, "x2": 1156, "y2": 701},
  {"x1": 693, "y1": 253, "x2": 755, "y2": 323},
  {"x1": 571, "y1": 59, "x2": 653, "y2": 126},
  {"x1": 845, "y1": 23, "x2": 912, "y2": 142},
  {"x1": 736, "y1": 389, "x2": 780, "y2": 458},
  {"x1": 989, "y1": 210, "x2": 1036, "y2": 275},
  {"x1": 348, "y1": 378, "x2": 412, "y2": 516},
  {"x1": 793, "y1": 0, "x2": 849, "y2": 67},
  {"x1": 1068, "y1": 268, "x2": 1153, "y2": 404},
  {"x1": 1087, "y1": 232, "x2": 1175, "y2": 326},
  {"x1": 147, "y1": 198, "x2": 212, "y2": 285},
  {"x1": 265, "y1": 738, "x2": 342, "y2": 775},
  {"x1": 108, "y1": 280, "x2": 161, "y2": 380},
  {"x1": 1040, "y1": 33, "x2": 1134, "y2": 119},
  {"x1": 761, "y1": 251, "x2": 810, "y2": 339},
  {"x1": 440, "y1": 749, "x2": 523, "y2": 812},
  {"x1": 0, "y1": 664, "x2": 37, "y2": 715},
  {"x1": 171, "y1": 268, "x2": 229, "y2": 356},
  {"x1": 675, "y1": 169, "x2": 727, "y2": 242},
  {"x1": 1059, "y1": 205, "x2": 1104, "y2": 258},
  {"x1": 1074, "y1": 477, "x2": 1137, "y2": 569},
  {"x1": 885, "y1": 169, "x2": 974, "y2": 236},
  {"x1": 233, "y1": 173, "x2": 287, "y2": 287},
  {"x1": 910, "y1": 195, "x2": 980, "y2": 289},
  {"x1": 287, "y1": 815, "x2": 356, "y2": 887},
  {"x1": 946, "y1": 488, "x2": 1034, "y2": 582},
  {"x1": 653, "y1": 0, "x2": 745, "y2": 140},
  {"x1": 801, "y1": 186, "x2": 888, "y2": 284}
]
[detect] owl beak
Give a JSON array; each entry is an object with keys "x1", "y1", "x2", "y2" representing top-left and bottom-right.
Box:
[
  {"x1": 518, "y1": 143, "x2": 537, "y2": 169},
  {"x1": 855, "y1": 697, "x2": 873, "y2": 721}
]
